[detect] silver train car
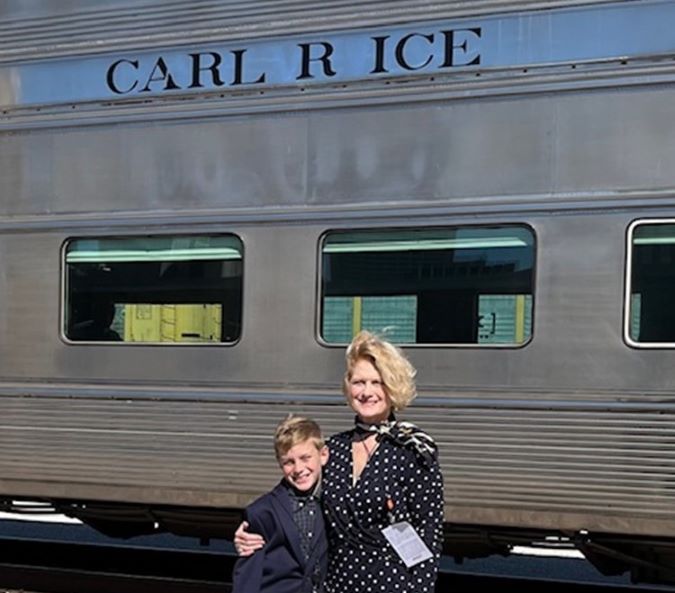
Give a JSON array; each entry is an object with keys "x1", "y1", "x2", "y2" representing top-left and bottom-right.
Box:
[{"x1": 2, "y1": 0, "x2": 675, "y2": 584}]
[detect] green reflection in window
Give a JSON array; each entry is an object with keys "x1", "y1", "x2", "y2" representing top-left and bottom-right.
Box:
[
  {"x1": 630, "y1": 223, "x2": 675, "y2": 343},
  {"x1": 321, "y1": 226, "x2": 535, "y2": 345}
]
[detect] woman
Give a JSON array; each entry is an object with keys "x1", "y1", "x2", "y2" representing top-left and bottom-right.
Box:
[{"x1": 236, "y1": 331, "x2": 444, "y2": 593}]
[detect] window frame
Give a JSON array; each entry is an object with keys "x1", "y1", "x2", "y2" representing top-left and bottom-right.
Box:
[
  {"x1": 624, "y1": 218, "x2": 675, "y2": 349},
  {"x1": 60, "y1": 232, "x2": 244, "y2": 346},
  {"x1": 316, "y1": 223, "x2": 537, "y2": 349}
]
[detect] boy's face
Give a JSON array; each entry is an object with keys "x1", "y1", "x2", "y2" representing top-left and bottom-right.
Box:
[{"x1": 278, "y1": 440, "x2": 329, "y2": 492}]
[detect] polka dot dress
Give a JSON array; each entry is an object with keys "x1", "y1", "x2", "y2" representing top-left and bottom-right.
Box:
[{"x1": 321, "y1": 429, "x2": 444, "y2": 593}]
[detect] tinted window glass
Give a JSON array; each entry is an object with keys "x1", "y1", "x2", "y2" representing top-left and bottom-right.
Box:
[
  {"x1": 64, "y1": 235, "x2": 242, "y2": 343},
  {"x1": 628, "y1": 222, "x2": 675, "y2": 344},
  {"x1": 321, "y1": 226, "x2": 534, "y2": 345}
]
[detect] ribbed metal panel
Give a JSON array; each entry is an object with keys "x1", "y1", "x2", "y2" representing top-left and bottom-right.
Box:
[
  {"x1": 0, "y1": 394, "x2": 351, "y2": 505},
  {"x1": 433, "y1": 408, "x2": 675, "y2": 512},
  {"x1": 2, "y1": 392, "x2": 675, "y2": 536},
  {"x1": 0, "y1": 0, "x2": 627, "y2": 62}
]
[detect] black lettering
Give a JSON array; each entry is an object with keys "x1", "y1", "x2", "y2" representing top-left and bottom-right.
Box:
[
  {"x1": 394, "y1": 33, "x2": 435, "y2": 71},
  {"x1": 370, "y1": 35, "x2": 390, "y2": 74},
  {"x1": 106, "y1": 59, "x2": 139, "y2": 94},
  {"x1": 231, "y1": 49, "x2": 266, "y2": 85},
  {"x1": 441, "y1": 28, "x2": 482, "y2": 67},
  {"x1": 140, "y1": 57, "x2": 180, "y2": 92},
  {"x1": 296, "y1": 42, "x2": 337, "y2": 80},
  {"x1": 189, "y1": 52, "x2": 225, "y2": 88}
]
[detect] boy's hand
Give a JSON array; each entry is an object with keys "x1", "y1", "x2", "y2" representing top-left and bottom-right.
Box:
[{"x1": 234, "y1": 521, "x2": 266, "y2": 556}]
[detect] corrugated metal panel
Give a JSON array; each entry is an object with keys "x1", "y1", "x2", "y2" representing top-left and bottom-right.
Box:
[
  {"x1": 0, "y1": 0, "x2": 628, "y2": 62},
  {"x1": 435, "y1": 409, "x2": 675, "y2": 510},
  {"x1": 2, "y1": 393, "x2": 675, "y2": 536}
]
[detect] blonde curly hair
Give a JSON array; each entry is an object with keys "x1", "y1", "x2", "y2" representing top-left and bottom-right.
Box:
[{"x1": 343, "y1": 331, "x2": 417, "y2": 412}]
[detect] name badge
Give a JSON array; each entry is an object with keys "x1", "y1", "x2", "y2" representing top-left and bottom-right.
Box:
[{"x1": 381, "y1": 521, "x2": 433, "y2": 568}]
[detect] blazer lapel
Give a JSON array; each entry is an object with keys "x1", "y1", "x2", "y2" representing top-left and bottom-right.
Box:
[{"x1": 270, "y1": 482, "x2": 306, "y2": 568}]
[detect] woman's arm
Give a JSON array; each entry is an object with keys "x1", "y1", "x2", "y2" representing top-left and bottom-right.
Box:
[
  {"x1": 234, "y1": 520, "x2": 266, "y2": 557},
  {"x1": 406, "y1": 456, "x2": 445, "y2": 591}
]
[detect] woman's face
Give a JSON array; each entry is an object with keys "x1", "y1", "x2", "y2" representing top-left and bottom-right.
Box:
[{"x1": 348, "y1": 358, "x2": 392, "y2": 424}]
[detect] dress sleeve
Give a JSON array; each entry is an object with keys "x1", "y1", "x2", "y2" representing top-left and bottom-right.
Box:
[{"x1": 406, "y1": 453, "x2": 444, "y2": 593}]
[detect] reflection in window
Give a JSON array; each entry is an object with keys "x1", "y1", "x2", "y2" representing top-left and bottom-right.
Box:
[
  {"x1": 321, "y1": 226, "x2": 535, "y2": 345},
  {"x1": 629, "y1": 223, "x2": 675, "y2": 344},
  {"x1": 64, "y1": 235, "x2": 243, "y2": 343}
]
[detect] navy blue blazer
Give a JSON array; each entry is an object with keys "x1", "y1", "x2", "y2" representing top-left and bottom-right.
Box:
[{"x1": 232, "y1": 480, "x2": 328, "y2": 593}]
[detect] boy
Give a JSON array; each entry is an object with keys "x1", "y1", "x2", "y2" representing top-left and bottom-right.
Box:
[{"x1": 232, "y1": 416, "x2": 329, "y2": 593}]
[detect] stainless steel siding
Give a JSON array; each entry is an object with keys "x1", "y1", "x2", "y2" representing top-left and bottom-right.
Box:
[
  {"x1": 2, "y1": 84, "x2": 675, "y2": 218},
  {"x1": 0, "y1": 214, "x2": 643, "y2": 391},
  {"x1": 0, "y1": 0, "x2": 626, "y2": 61}
]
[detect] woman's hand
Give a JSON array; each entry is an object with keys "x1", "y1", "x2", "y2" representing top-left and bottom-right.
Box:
[{"x1": 234, "y1": 521, "x2": 266, "y2": 556}]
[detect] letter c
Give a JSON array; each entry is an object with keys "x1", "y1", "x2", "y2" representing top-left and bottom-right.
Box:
[
  {"x1": 106, "y1": 59, "x2": 139, "y2": 94},
  {"x1": 395, "y1": 33, "x2": 435, "y2": 71}
]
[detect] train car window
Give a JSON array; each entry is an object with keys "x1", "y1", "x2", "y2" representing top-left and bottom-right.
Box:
[
  {"x1": 320, "y1": 226, "x2": 534, "y2": 345},
  {"x1": 63, "y1": 235, "x2": 243, "y2": 344},
  {"x1": 627, "y1": 221, "x2": 675, "y2": 346}
]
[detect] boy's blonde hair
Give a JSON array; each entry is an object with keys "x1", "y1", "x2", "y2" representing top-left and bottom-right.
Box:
[
  {"x1": 274, "y1": 415, "x2": 325, "y2": 459},
  {"x1": 343, "y1": 331, "x2": 417, "y2": 412}
]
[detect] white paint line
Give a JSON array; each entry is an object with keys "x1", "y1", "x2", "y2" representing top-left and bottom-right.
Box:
[
  {"x1": 0, "y1": 511, "x2": 81, "y2": 524},
  {"x1": 512, "y1": 545, "x2": 584, "y2": 559}
]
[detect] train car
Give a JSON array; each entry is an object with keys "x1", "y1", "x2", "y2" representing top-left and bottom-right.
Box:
[{"x1": 1, "y1": 0, "x2": 675, "y2": 585}]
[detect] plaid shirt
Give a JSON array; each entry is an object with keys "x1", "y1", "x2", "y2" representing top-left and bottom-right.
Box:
[
  {"x1": 287, "y1": 483, "x2": 321, "y2": 559},
  {"x1": 286, "y1": 482, "x2": 323, "y2": 592}
]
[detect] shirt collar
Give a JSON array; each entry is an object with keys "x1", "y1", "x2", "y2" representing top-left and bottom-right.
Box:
[{"x1": 284, "y1": 476, "x2": 321, "y2": 501}]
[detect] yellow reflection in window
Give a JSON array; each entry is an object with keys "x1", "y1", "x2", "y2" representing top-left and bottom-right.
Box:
[{"x1": 122, "y1": 304, "x2": 222, "y2": 343}]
